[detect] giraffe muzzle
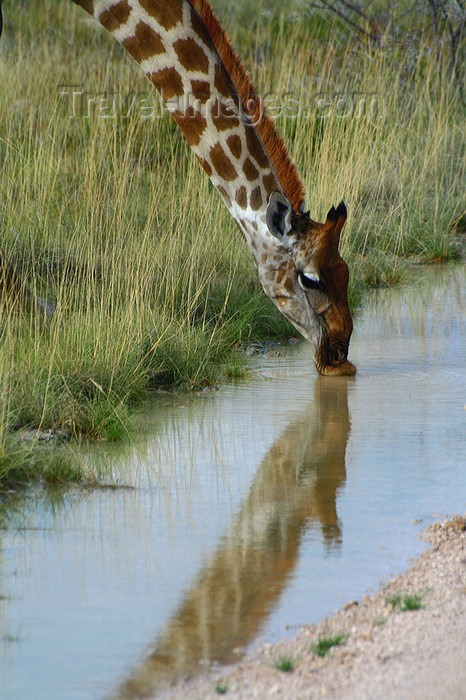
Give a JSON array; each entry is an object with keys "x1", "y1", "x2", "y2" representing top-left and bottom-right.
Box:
[{"x1": 315, "y1": 338, "x2": 356, "y2": 376}]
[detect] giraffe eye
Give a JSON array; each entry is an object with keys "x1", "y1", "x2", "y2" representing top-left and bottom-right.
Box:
[{"x1": 298, "y1": 271, "x2": 322, "y2": 291}]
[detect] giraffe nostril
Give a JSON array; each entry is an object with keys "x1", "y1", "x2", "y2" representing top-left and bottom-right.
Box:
[{"x1": 330, "y1": 342, "x2": 348, "y2": 366}]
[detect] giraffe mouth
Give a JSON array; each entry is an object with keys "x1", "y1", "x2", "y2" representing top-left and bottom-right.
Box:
[{"x1": 315, "y1": 339, "x2": 356, "y2": 376}]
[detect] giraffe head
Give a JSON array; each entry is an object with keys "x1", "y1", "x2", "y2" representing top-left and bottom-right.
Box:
[{"x1": 266, "y1": 192, "x2": 356, "y2": 376}]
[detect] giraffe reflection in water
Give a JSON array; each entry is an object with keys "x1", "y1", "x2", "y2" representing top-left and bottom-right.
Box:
[{"x1": 115, "y1": 376, "x2": 352, "y2": 699}]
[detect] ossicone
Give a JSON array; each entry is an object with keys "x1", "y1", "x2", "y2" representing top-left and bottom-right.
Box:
[
  {"x1": 336, "y1": 200, "x2": 347, "y2": 219},
  {"x1": 326, "y1": 200, "x2": 347, "y2": 224},
  {"x1": 325, "y1": 199, "x2": 348, "y2": 250}
]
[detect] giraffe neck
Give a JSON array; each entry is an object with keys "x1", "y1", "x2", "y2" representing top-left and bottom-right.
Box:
[{"x1": 72, "y1": 0, "x2": 301, "y2": 269}]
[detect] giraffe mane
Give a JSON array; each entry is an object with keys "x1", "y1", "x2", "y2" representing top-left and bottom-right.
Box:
[{"x1": 189, "y1": 0, "x2": 305, "y2": 213}]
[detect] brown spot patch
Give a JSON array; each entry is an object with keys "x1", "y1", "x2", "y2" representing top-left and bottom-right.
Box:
[
  {"x1": 172, "y1": 107, "x2": 207, "y2": 147},
  {"x1": 214, "y1": 64, "x2": 234, "y2": 98},
  {"x1": 251, "y1": 220, "x2": 258, "y2": 231},
  {"x1": 211, "y1": 99, "x2": 239, "y2": 131},
  {"x1": 210, "y1": 143, "x2": 237, "y2": 182},
  {"x1": 263, "y1": 172, "x2": 277, "y2": 195},
  {"x1": 275, "y1": 268, "x2": 286, "y2": 285},
  {"x1": 217, "y1": 186, "x2": 231, "y2": 208},
  {"x1": 245, "y1": 126, "x2": 269, "y2": 169},
  {"x1": 243, "y1": 157, "x2": 258, "y2": 182},
  {"x1": 226, "y1": 135, "x2": 242, "y2": 160},
  {"x1": 261, "y1": 253, "x2": 268, "y2": 265},
  {"x1": 250, "y1": 186, "x2": 263, "y2": 211},
  {"x1": 235, "y1": 186, "x2": 247, "y2": 209},
  {"x1": 190, "y1": 80, "x2": 211, "y2": 104},
  {"x1": 195, "y1": 155, "x2": 212, "y2": 177},
  {"x1": 283, "y1": 276, "x2": 295, "y2": 294},
  {"x1": 148, "y1": 67, "x2": 184, "y2": 100},
  {"x1": 123, "y1": 22, "x2": 165, "y2": 62},
  {"x1": 139, "y1": 0, "x2": 182, "y2": 30},
  {"x1": 99, "y1": 0, "x2": 131, "y2": 32},
  {"x1": 174, "y1": 38, "x2": 209, "y2": 74}
]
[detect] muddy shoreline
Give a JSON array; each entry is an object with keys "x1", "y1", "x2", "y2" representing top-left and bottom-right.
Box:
[{"x1": 159, "y1": 516, "x2": 466, "y2": 699}]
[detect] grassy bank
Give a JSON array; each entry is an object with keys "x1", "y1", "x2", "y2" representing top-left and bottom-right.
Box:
[{"x1": 0, "y1": 1, "x2": 464, "y2": 490}]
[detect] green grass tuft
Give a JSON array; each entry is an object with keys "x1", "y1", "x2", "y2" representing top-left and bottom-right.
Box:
[
  {"x1": 386, "y1": 592, "x2": 424, "y2": 611},
  {"x1": 386, "y1": 593, "x2": 402, "y2": 609},
  {"x1": 311, "y1": 633, "x2": 348, "y2": 657},
  {"x1": 273, "y1": 655, "x2": 295, "y2": 672},
  {"x1": 224, "y1": 357, "x2": 249, "y2": 379},
  {"x1": 215, "y1": 683, "x2": 228, "y2": 694},
  {"x1": 0, "y1": 438, "x2": 94, "y2": 498},
  {"x1": 401, "y1": 594, "x2": 424, "y2": 611}
]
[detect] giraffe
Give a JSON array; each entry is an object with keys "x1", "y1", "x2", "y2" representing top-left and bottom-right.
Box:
[
  {"x1": 113, "y1": 377, "x2": 351, "y2": 697},
  {"x1": 0, "y1": 0, "x2": 356, "y2": 376}
]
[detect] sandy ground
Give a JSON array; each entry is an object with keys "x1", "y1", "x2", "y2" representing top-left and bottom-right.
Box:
[{"x1": 160, "y1": 515, "x2": 466, "y2": 699}]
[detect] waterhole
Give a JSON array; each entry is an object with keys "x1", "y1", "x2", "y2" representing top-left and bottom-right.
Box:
[{"x1": 1, "y1": 265, "x2": 464, "y2": 699}]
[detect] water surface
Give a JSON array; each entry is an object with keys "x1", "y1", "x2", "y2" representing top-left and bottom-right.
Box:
[{"x1": 1, "y1": 266, "x2": 465, "y2": 699}]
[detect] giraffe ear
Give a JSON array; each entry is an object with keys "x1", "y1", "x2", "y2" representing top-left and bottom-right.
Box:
[{"x1": 266, "y1": 191, "x2": 293, "y2": 244}]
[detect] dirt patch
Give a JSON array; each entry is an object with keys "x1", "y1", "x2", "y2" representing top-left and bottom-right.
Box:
[{"x1": 160, "y1": 516, "x2": 466, "y2": 699}]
